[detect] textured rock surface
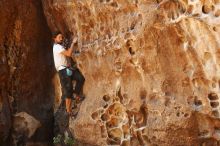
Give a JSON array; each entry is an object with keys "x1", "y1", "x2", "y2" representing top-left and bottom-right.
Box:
[
  {"x1": 13, "y1": 112, "x2": 41, "y2": 142},
  {"x1": 0, "y1": 0, "x2": 54, "y2": 145},
  {"x1": 1, "y1": 0, "x2": 220, "y2": 145},
  {"x1": 42, "y1": 0, "x2": 220, "y2": 145}
]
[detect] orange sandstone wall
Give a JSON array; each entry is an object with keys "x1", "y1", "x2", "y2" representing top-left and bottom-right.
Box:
[{"x1": 42, "y1": 0, "x2": 220, "y2": 145}]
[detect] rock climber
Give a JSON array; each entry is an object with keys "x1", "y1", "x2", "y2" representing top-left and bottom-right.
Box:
[{"x1": 52, "y1": 31, "x2": 85, "y2": 115}]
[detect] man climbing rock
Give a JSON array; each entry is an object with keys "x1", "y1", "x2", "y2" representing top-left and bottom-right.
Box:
[{"x1": 52, "y1": 31, "x2": 85, "y2": 115}]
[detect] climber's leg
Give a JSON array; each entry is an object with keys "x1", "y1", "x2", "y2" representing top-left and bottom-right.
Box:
[
  {"x1": 72, "y1": 68, "x2": 85, "y2": 100},
  {"x1": 65, "y1": 98, "x2": 72, "y2": 113},
  {"x1": 58, "y1": 68, "x2": 74, "y2": 113}
]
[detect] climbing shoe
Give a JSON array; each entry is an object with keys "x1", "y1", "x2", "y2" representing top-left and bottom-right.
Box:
[{"x1": 75, "y1": 95, "x2": 85, "y2": 103}]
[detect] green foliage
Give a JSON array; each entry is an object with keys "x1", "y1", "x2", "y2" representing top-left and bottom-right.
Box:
[
  {"x1": 53, "y1": 134, "x2": 75, "y2": 146},
  {"x1": 53, "y1": 134, "x2": 62, "y2": 144},
  {"x1": 64, "y1": 136, "x2": 75, "y2": 145}
]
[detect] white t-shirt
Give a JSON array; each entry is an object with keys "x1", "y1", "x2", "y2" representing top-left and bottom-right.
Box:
[{"x1": 53, "y1": 44, "x2": 68, "y2": 71}]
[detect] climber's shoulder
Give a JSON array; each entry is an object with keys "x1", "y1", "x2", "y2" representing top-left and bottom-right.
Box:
[{"x1": 53, "y1": 43, "x2": 65, "y2": 54}]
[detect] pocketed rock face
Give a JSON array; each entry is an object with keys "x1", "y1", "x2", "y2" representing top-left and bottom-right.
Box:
[
  {"x1": 0, "y1": 0, "x2": 54, "y2": 145},
  {"x1": 42, "y1": 0, "x2": 220, "y2": 145}
]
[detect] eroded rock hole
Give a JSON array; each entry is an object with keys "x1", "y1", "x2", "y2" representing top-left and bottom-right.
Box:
[
  {"x1": 106, "y1": 118, "x2": 121, "y2": 128},
  {"x1": 140, "y1": 90, "x2": 147, "y2": 100},
  {"x1": 198, "y1": 130, "x2": 209, "y2": 137},
  {"x1": 129, "y1": 47, "x2": 135, "y2": 55},
  {"x1": 214, "y1": 127, "x2": 220, "y2": 131},
  {"x1": 202, "y1": 5, "x2": 214, "y2": 14},
  {"x1": 116, "y1": 87, "x2": 124, "y2": 103},
  {"x1": 104, "y1": 104, "x2": 108, "y2": 109},
  {"x1": 101, "y1": 113, "x2": 109, "y2": 121},
  {"x1": 107, "y1": 138, "x2": 120, "y2": 145},
  {"x1": 184, "y1": 113, "x2": 189, "y2": 118},
  {"x1": 122, "y1": 124, "x2": 129, "y2": 137},
  {"x1": 156, "y1": 0, "x2": 163, "y2": 4},
  {"x1": 134, "y1": 112, "x2": 144, "y2": 124},
  {"x1": 212, "y1": 110, "x2": 220, "y2": 117},
  {"x1": 91, "y1": 111, "x2": 100, "y2": 120},
  {"x1": 130, "y1": 22, "x2": 136, "y2": 30},
  {"x1": 121, "y1": 141, "x2": 130, "y2": 146},
  {"x1": 101, "y1": 125, "x2": 107, "y2": 138},
  {"x1": 187, "y1": 5, "x2": 194, "y2": 14},
  {"x1": 208, "y1": 93, "x2": 218, "y2": 100},
  {"x1": 164, "y1": 97, "x2": 171, "y2": 106},
  {"x1": 126, "y1": 40, "x2": 136, "y2": 56},
  {"x1": 213, "y1": 26, "x2": 218, "y2": 32},
  {"x1": 113, "y1": 97, "x2": 120, "y2": 102},
  {"x1": 108, "y1": 128, "x2": 122, "y2": 141},
  {"x1": 176, "y1": 112, "x2": 180, "y2": 117},
  {"x1": 194, "y1": 97, "x2": 202, "y2": 106},
  {"x1": 110, "y1": 2, "x2": 118, "y2": 7},
  {"x1": 210, "y1": 102, "x2": 219, "y2": 108},
  {"x1": 103, "y1": 95, "x2": 110, "y2": 102}
]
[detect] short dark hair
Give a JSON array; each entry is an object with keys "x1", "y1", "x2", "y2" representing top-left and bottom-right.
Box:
[{"x1": 52, "y1": 31, "x2": 62, "y2": 38}]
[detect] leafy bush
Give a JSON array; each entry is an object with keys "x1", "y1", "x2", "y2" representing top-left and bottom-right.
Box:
[
  {"x1": 53, "y1": 134, "x2": 75, "y2": 145},
  {"x1": 53, "y1": 134, "x2": 62, "y2": 144}
]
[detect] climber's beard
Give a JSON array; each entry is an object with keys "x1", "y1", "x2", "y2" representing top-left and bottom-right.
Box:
[{"x1": 56, "y1": 39, "x2": 63, "y2": 44}]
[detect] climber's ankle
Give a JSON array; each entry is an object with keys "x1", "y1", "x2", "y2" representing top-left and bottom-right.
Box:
[
  {"x1": 75, "y1": 95, "x2": 80, "y2": 100},
  {"x1": 66, "y1": 108, "x2": 72, "y2": 114}
]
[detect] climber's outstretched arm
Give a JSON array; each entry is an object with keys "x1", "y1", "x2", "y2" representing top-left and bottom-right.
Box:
[
  {"x1": 61, "y1": 37, "x2": 77, "y2": 57},
  {"x1": 61, "y1": 47, "x2": 73, "y2": 57}
]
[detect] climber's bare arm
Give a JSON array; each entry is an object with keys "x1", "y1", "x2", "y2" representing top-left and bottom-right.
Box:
[
  {"x1": 61, "y1": 37, "x2": 77, "y2": 57},
  {"x1": 61, "y1": 48, "x2": 73, "y2": 57}
]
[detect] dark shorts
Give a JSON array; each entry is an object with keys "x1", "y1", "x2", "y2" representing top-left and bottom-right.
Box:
[{"x1": 58, "y1": 68, "x2": 73, "y2": 99}]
